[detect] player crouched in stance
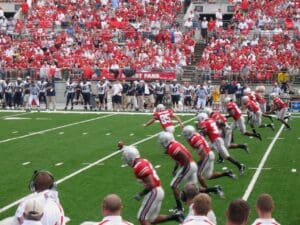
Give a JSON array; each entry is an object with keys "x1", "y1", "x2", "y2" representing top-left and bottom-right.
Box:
[
  {"x1": 251, "y1": 193, "x2": 281, "y2": 225},
  {"x1": 181, "y1": 192, "x2": 216, "y2": 225},
  {"x1": 241, "y1": 96, "x2": 274, "y2": 131},
  {"x1": 12, "y1": 171, "x2": 66, "y2": 225},
  {"x1": 182, "y1": 125, "x2": 237, "y2": 186},
  {"x1": 121, "y1": 145, "x2": 184, "y2": 224},
  {"x1": 144, "y1": 104, "x2": 184, "y2": 133},
  {"x1": 267, "y1": 93, "x2": 291, "y2": 130},
  {"x1": 197, "y1": 113, "x2": 246, "y2": 175}
]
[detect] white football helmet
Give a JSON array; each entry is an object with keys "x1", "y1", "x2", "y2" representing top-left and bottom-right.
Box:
[
  {"x1": 244, "y1": 88, "x2": 251, "y2": 94},
  {"x1": 203, "y1": 107, "x2": 212, "y2": 116},
  {"x1": 269, "y1": 93, "x2": 277, "y2": 99},
  {"x1": 224, "y1": 97, "x2": 232, "y2": 104},
  {"x1": 158, "y1": 131, "x2": 174, "y2": 148},
  {"x1": 242, "y1": 96, "x2": 249, "y2": 104},
  {"x1": 197, "y1": 112, "x2": 208, "y2": 123},
  {"x1": 156, "y1": 104, "x2": 165, "y2": 112},
  {"x1": 122, "y1": 146, "x2": 140, "y2": 166},
  {"x1": 182, "y1": 125, "x2": 196, "y2": 140}
]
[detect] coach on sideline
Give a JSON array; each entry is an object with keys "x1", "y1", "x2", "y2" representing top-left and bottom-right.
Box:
[{"x1": 226, "y1": 199, "x2": 250, "y2": 225}]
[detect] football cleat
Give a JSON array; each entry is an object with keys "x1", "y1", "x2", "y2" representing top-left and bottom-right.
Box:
[
  {"x1": 239, "y1": 164, "x2": 246, "y2": 175},
  {"x1": 242, "y1": 144, "x2": 249, "y2": 154},
  {"x1": 170, "y1": 209, "x2": 185, "y2": 223},
  {"x1": 267, "y1": 123, "x2": 275, "y2": 131},
  {"x1": 254, "y1": 133, "x2": 262, "y2": 141},
  {"x1": 226, "y1": 170, "x2": 237, "y2": 180},
  {"x1": 214, "y1": 185, "x2": 225, "y2": 199},
  {"x1": 217, "y1": 157, "x2": 225, "y2": 164}
]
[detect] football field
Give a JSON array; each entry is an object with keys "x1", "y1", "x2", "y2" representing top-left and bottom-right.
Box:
[{"x1": 0, "y1": 111, "x2": 299, "y2": 225}]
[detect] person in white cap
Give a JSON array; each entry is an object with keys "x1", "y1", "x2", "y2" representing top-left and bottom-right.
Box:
[{"x1": 22, "y1": 200, "x2": 43, "y2": 225}]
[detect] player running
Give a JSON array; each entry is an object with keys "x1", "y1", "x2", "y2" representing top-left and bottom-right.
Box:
[
  {"x1": 242, "y1": 96, "x2": 274, "y2": 131},
  {"x1": 267, "y1": 93, "x2": 291, "y2": 130},
  {"x1": 197, "y1": 113, "x2": 246, "y2": 175},
  {"x1": 158, "y1": 132, "x2": 223, "y2": 213},
  {"x1": 144, "y1": 104, "x2": 184, "y2": 133},
  {"x1": 225, "y1": 97, "x2": 262, "y2": 140},
  {"x1": 121, "y1": 145, "x2": 184, "y2": 224},
  {"x1": 182, "y1": 125, "x2": 237, "y2": 187},
  {"x1": 204, "y1": 107, "x2": 249, "y2": 153}
]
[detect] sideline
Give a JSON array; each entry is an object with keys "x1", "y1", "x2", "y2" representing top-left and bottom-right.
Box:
[
  {"x1": 0, "y1": 114, "x2": 114, "y2": 144},
  {"x1": 0, "y1": 116, "x2": 195, "y2": 213},
  {"x1": 242, "y1": 124, "x2": 285, "y2": 200}
]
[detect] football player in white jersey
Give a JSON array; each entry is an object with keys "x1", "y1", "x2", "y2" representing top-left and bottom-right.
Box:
[
  {"x1": 14, "y1": 78, "x2": 24, "y2": 109},
  {"x1": 170, "y1": 80, "x2": 181, "y2": 110},
  {"x1": 182, "y1": 82, "x2": 194, "y2": 112},
  {"x1": 64, "y1": 78, "x2": 76, "y2": 110},
  {"x1": 37, "y1": 78, "x2": 48, "y2": 109},
  {"x1": 80, "y1": 78, "x2": 92, "y2": 110},
  {"x1": 12, "y1": 171, "x2": 66, "y2": 225},
  {"x1": 4, "y1": 78, "x2": 14, "y2": 109},
  {"x1": 0, "y1": 77, "x2": 4, "y2": 108},
  {"x1": 97, "y1": 79, "x2": 107, "y2": 110},
  {"x1": 154, "y1": 80, "x2": 165, "y2": 106}
]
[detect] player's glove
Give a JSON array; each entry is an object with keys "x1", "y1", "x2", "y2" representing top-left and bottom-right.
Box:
[{"x1": 133, "y1": 193, "x2": 142, "y2": 201}]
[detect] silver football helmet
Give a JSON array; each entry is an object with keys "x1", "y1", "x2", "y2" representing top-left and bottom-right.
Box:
[
  {"x1": 203, "y1": 107, "x2": 212, "y2": 116},
  {"x1": 224, "y1": 97, "x2": 232, "y2": 104},
  {"x1": 242, "y1": 95, "x2": 249, "y2": 104},
  {"x1": 197, "y1": 112, "x2": 208, "y2": 123},
  {"x1": 156, "y1": 104, "x2": 165, "y2": 112},
  {"x1": 182, "y1": 125, "x2": 196, "y2": 140},
  {"x1": 269, "y1": 93, "x2": 277, "y2": 99},
  {"x1": 158, "y1": 131, "x2": 174, "y2": 148},
  {"x1": 122, "y1": 146, "x2": 140, "y2": 166}
]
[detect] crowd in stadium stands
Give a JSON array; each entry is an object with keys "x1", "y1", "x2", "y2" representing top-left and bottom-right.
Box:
[
  {"x1": 195, "y1": 0, "x2": 300, "y2": 82},
  {"x1": 0, "y1": 0, "x2": 197, "y2": 79}
]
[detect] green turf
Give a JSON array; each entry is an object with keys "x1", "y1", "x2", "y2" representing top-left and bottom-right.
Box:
[{"x1": 0, "y1": 112, "x2": 299, "y2": 225}]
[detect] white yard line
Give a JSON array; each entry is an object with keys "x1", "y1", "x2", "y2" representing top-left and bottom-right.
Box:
[
  {"x1": 242, "y1": 124, "x2": 285, "y2": 201},
  {"x1": 0, "y1": 114, "x2": 114, "y2": 144},
  {"x1": 0, "y1": 112, "x2": 32, "y2": 119},
  {"x1": 0, "y1": 116, "x2": 195, "y2": 213}
]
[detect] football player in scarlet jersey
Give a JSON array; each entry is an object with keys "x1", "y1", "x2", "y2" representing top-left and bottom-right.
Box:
[
  {"x1": 242, "y1": 96, "x2": 274, "y2": 131},
  {"x1": 254, "y1": 86, "x2": 273, "y2": 122},
  {"x1": 203, "y1": 107, "x2": 249, "y2": 154},
  {"x1": 158, "y1": 132, "x2": 223, "y2": 212},
  {"x1": 144, "y1": 104, "x2": 184, "y2": 133},
  {"x1": 225, "y1": 97, "x2": 262, "y2": 140},
  {"x1": 182, "y1": 125, "x2": 237, "y2": 186},
  {"x1": 197, "y1": 113, "x2": 246, "y2": 175},
  {"x1": 121, "y1": 145, "x2": 184, "y2": 224},
  {"x1": 267, "y1": 93, "x2": 291, "y2": 130}
]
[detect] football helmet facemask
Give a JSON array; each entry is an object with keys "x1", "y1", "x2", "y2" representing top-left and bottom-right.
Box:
[{"x1": 122, "y1": 146, "x2": 140, "y2": 166}]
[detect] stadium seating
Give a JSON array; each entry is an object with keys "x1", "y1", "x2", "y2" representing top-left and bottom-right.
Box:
[
  {"x1": 0, "y1": 0, "x2": 196, "y2": 80},
  {"x1": 196, "y1": 0, "x2": 299, "y2": 83}
]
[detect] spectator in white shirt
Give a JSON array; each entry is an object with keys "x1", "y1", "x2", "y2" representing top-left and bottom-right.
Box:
[{"x1": 251, "y1": 194, "x2": 281, "y2": 225}]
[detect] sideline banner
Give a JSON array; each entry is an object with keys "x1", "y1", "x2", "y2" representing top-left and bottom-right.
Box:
[
  {"x1": 290, "y1": 101, "x2": 300, "y2": 112},
  {"x1": 104, "y1": 71, "x2": 176, "y2": 81}
]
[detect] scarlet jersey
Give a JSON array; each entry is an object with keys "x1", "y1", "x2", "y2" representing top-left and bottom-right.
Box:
[
  {"x1": 199, "y1": 118, "x2": 221, "y2": 142},
  {"x1": 134, "y1": 158, "x2": 161, "y2": 188},
  {"x1": 166, "y1": 141, "x2": 193, "y2": 166},
  {"x1": 246, "y1": 92, "x2": 257, "y2": 102},
  {"x1": 153, "y1": 109, "x2": 174, "y2": 129},
  {"x1": 188, "y1": 133, "x2": 211, "y2": 155},
  {"x1": 273, "y1": 97, "x2": 287, "y2": 110},
  {"x1": 226, "y1": 102, "x2": 242, "y2": 120},
  {"x1": 255, "y1": 93, "x2": 266, "y2": 104},
  {"x1": 245, "y1": 100, "x2": 260, "y2": 113},
  {"x1": 210, "y1": 112, "x2": 227, "y2": 128}
]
